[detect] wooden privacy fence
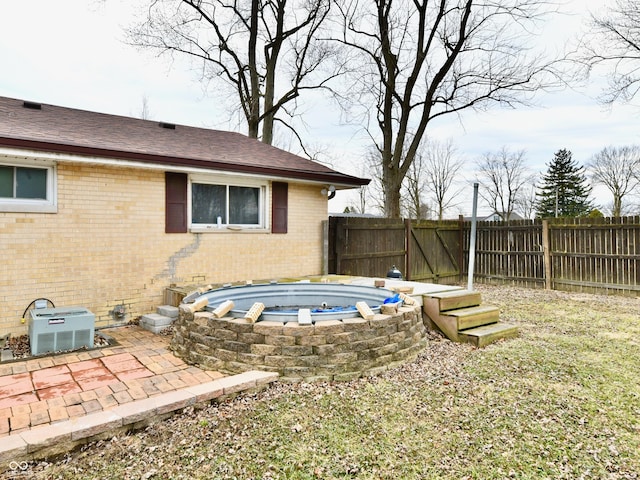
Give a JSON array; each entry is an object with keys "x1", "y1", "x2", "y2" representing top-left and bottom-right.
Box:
[
  {"x1": 328, "y1": 215, "x2": 640, "y2": 295},
  {"x1": 327, "y1": 216, "x2": 461, "y2": 284},
  {"x1": 461, "y1": 219, "x2": 545, "y2": 288}
]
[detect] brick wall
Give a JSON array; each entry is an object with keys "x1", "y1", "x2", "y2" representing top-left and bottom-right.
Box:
[{"x1": 0, "y1": 162, "x2": 328, "y2": 336}]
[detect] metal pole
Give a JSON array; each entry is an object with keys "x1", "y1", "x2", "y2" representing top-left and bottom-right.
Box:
[{"x1": 467, "y1": 183, "x2": 479, "y2": 291}]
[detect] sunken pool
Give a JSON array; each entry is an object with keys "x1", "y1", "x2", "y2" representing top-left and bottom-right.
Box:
[
  {"x1": 200, "y1": 282, "x2": 396, "y2": 322},
  {"x1": 171, "y1": 282, "x2": 429, "y2": 382}
]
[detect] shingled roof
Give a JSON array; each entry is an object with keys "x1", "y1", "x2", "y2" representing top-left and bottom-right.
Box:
[{"x1": 0, "y1": 96, "x2": 368, "y2": 187}]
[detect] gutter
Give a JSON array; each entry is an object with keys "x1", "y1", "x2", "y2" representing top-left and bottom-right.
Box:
[{"x1": 0, "y1": 137, "x2": 370, "y2": 188}]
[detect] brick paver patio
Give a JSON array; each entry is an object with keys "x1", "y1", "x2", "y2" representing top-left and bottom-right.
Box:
[{"x1": 0, "y1": 325, "x2": 225, "y2": 437}]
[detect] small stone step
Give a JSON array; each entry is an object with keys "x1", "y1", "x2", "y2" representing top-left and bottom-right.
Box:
[
  {"x1": 443, "y1": 305, "x2": 500, "y2": 330},
  {"x1": 1, "y1": 349, "x2": 14, "y2": 362},
  {"x1": 141, "y1": 324, "x2": 173, "y2": 335},
  {"x1": 425, "y1": 289, "x2": 481, "y2": 312},
  {"x1": 157, "y1": 305, "x2": 179, "y2": 319},
  {"x1": 458, "y1": 323, "x2": 519, "y2": 348},
  {"x1": 140, "y1": 313, "x2": 174, "y2": 328}
]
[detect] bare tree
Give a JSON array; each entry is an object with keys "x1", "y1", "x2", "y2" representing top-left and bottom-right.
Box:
[
  {"x1": 514, "y1": 183, "x2": 538, "y2": 219},
  {"x1": 351, "y1": 146, "x2": 386, "y2": 215},
  {"x1": 588, "y1": 145, "x2": 640, "y2": 217},
  {"x1": 333, "y1": 0, "x2": 566, "y2": 218},
  {"x1": 422, "y1": 139, "x2": 464, "y2": 221},
  {"x1": 579, "y1": 0, "x2": 640, "y2": 105},
  {"x1": 139, "y1": 95, "x2": 152, "y2": 120},
  {"x1": 350, "y1": 186, "x2": 369, "y2": 214},
  {"x1": 401, "y1": 152, "x2": 432, "y2": 220},
  {"x1": 476, "y1": 147, "x2": 535, "y2": 220},
  {"x1": 128, "y1": 0, "x2": 337, "y2": 146}
]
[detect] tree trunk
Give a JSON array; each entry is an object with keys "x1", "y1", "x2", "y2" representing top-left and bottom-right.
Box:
[
  {"x1": 612, "y1": 194, "x2": 622, "y2": 217},
  {"x1": 247, "y1": 0, "x2": 261, "y2": 140},
  {"x1": 383, "y1": 161, "x2": 403, "y2": 218}
]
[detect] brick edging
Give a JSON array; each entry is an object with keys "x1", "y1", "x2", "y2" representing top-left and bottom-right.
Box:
[{"x1": 0, "y1": 371, "x2": 278, "y2": 465}]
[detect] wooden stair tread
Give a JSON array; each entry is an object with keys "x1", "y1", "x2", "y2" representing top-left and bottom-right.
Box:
[
  {"x1": 459, "y1": 323, "x2": 519, "y2": 347},
  {"x1": 426, "y1": 290, "x2": 482, "y2": 312},
  {"x1": 441, "y1": 305, "x2": 499, "y2": 331},
  {"x1": 443, "y1": 305, "x2": 498, "y2": 317},
  {"x1": 422, "y1": 292, "x2": 518, "y2": 348},
  {"x1": 425, "y1": 289, "x2": 470, "y2": 299}
]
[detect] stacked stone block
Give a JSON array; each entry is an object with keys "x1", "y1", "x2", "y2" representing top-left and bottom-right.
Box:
[
  {"x1": 171, "y1": 304, "x2": 426, "y2": 383},
  {"x1": 139, "y1": 305, "x2": 179, "y2": 334}
]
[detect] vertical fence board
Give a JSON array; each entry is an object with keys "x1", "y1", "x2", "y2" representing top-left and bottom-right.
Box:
[{"x1": 329, "y1": 215, "x2": 640, "y2": 295}]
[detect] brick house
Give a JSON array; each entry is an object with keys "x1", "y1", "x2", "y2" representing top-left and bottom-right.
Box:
[{"x1": 0, "y1": 96, "x2": 367, "y2": 336}]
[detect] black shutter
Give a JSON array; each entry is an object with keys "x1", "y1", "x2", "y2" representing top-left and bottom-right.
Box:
[
  {"x1": 165, "y1": 172, "x2": 188, "y2": 233},
  {"x1": 271, "y1": 182, "x2": 288, "y2": 233}
]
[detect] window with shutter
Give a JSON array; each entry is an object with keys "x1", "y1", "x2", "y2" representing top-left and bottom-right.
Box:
[{"x1": 167, "y1": 173, "x2": 281, "y2": 233}]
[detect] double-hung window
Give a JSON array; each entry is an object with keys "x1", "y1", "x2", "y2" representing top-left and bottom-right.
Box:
[
  {"x1": 0, "y1": 159, "x2": 57, "y2": 213},
  {"x1": 190, "y1": 176, "x2": 266, "y2": 230}
]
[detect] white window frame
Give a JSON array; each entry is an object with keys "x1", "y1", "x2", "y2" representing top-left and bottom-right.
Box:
[
  {"x1": 188, "y1": 174, "x2": 268, "y2": 232},
  {"x1": 0, "y1": 157, "x2": 57, "y2": 213}
]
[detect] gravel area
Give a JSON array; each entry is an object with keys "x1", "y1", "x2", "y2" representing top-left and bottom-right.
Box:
[{"x1": 3, "y1": 333, "x2": 112, "y2": 361}]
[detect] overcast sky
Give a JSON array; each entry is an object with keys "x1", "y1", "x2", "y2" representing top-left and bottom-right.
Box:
[{"x1": 1, "y1": 0, "x2": 637, "y2": 216}]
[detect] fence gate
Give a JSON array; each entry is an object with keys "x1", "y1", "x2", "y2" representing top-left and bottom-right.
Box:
[
  {"x1": 328, "y1": 216, "x2": 461, "y2": 283},
  {"x1": 407, "y1": 219, "x2": 461, "y2": 283},
  {"x1": 328, "y1": 217, "x2": 405, "y2": 278}
]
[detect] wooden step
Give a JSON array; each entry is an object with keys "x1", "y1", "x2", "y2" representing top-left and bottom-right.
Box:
[
  {"x1": 425, "y1": 290, "x2": 482, "y2": 312},
  {"x1": 458, "y1": 323, "x2": 519, "y2": 348},
  {"x1": 443, "y1": 305, "x2": 500, "y2": 330}
]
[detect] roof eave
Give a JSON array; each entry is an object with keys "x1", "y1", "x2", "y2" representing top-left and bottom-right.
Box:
[{"x1": 0, "y1": 137, "x2": 370, "y2": 188}]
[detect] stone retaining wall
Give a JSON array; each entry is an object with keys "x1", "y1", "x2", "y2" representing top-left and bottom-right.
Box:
[{"x1": 171, "y1": 304, "x2": 427, "y2": 382}]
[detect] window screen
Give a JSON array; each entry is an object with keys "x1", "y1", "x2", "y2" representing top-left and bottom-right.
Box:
[
  {"x1": 17, "y1": 167, "x2": 47, "y2": 199},
  {"x1": 192, "y1": 183, "x2": 226, "y2": 224},
  {"x1": 0, "y1": 166, "x2": 12, "y2": 197},
  {"x1": 191, "y1": 181, "x2": 262, "y2": 227},
  {"x1": 0, "y1": 166, "x2": 47, "y2": 199},
  {"x1": 229, "y1": 186, "x2": 259, "y2": 224}
]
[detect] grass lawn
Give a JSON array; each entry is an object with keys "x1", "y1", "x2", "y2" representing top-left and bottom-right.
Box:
[{"x1": 25, "y1": 285, "x2": 640, "y2": 479}]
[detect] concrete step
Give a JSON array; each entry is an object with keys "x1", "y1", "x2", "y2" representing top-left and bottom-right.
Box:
[
  {"x1": 1, "y1": 349, "x2": 14, "y2": 362},
  {"x1": 157, "y1": 305, "x2": 179, "y2": 319},
  {"x1": 458, "y1": 322, "x2": 519, "y2": 348},
  {"x1": 140, "y1": 313, "x2": 175, "y2": 334},
  {"x1": 141, "y1": 324, "x2": 173, "y2": 335},
  {"x1": 140, "y1": 313, "x2": 174, "y2": 327}
]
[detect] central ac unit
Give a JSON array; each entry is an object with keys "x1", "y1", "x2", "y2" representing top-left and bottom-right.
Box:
[{"x1": 29, "y1": 307, "x2": 95, "y2": 355}]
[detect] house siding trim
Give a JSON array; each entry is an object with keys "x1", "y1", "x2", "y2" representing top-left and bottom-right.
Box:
[{"x1": 0, "y1": 137, "x2": 368, "y2": 187}]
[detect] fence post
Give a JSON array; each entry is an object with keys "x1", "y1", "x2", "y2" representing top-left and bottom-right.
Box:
[
  {"x1": 467, "y1": 183, "x2": 479, "y2": 291},
  {"x1": 458, "y1": 215, "x2": 465, "y2": 282},
  {"x1": 405, "y1": 218, "x2": 412, "y2": 281},
  {"x1": 542, "y1": 219, "x2": 552, "y2": 290}
]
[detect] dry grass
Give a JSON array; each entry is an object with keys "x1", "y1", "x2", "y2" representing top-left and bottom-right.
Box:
[{"x1": 10, "y1": 285, "x2": 640, "y2": 480}]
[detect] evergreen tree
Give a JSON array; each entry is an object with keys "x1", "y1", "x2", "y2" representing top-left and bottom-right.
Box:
[{"x1": 536, "y1": 149, "x2": 593, "y2": 218}]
